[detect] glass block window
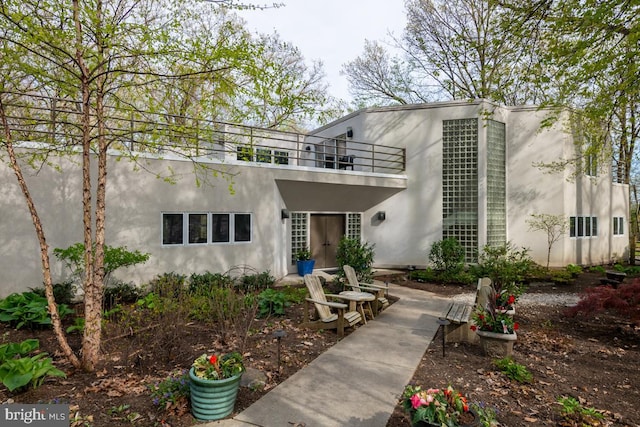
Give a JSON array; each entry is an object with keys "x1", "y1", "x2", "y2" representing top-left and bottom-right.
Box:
[
  {"x1": 291, "y1": 212, "x2": 308, "y2": 264},
  {"x1": 442, "y1": 118, "x2": 478, "y2": 262},
  {"x1": 487, "y1": 120, "x2": 506, "y2": 248},
  {"x1": 346, "y1": 213, "x2": 362, "y2": 241}
]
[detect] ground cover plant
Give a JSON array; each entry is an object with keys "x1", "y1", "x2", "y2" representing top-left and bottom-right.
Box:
[{"x1": 0, "y1": 267, "x2": 637, "y2": 426}]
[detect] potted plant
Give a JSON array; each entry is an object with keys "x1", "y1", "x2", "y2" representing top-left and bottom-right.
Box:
[
  {"x1": 189, "y1": 352, "x2": 244, "y2": 421},
  {"x1": 296, "y1": 247, "x2": 315, "y2": 276},
  {"x1": 402, "y1": 384, "x2": 478, "y2": 426},
  {"x1": 470, "y1": 301, "x2": 518, "y2": 357}
]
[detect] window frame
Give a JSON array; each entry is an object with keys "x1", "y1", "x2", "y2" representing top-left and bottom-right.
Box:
[
  {"x1": 613, "y1": 216, "x2": 625, "y2": 236},
  {"x1": 569, "y1": 215, "x2": 598, "y2": 238},
  {"x1": 162, "y1": 212, "x2": 253, "y2": 246}
]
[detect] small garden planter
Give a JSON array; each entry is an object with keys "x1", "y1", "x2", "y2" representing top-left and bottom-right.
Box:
[
  {"x1": 476, "y1": 330, "x2": 517, "y2": 358},
  {"x1": 189, "y1": 367, "x2": 243, "y2": 421},
  {"x1": 413, "y1": 408, "x2": 479, "y2": 426},
  {"x1": 296, "y1": 259, "x2": 315, "y2": 276}
]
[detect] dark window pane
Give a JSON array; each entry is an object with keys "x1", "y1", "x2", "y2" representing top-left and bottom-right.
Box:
[
  {"x1": 274, "y1": 151, "x2": 289, "y2": 165},
  {"x1": 256, "y1": 148, "x2": 272, "y2": 163},
  {"x1": 189, "y1": 213, "x2": 208, "y2": 244},
  {"x1": 592, "y1": 217, "x2": 597, "y2": 236},
  {"x1": 577, "y1": 217, "x2": 584, "y2": 237},
  {"x1": 212, "y1": 214, "x2": 230, "y2": 242},
  {"x1": 163, "y1": 214, "x2": 183, "y2": 245},
  {"x1": 237, "y1": 146, "x2": 252, "y2": 161},
  {"x1": 570, "y1": 217, "x2": 576, "y2": 237},
  {"x1": 234, "y1": 214, "x2": 251, "y2": 242},
  {"x1": 585, "y1": 217, "x2": 591, "y2": 236},
  {"x1": 620, "y1": 218, "x2": 624, "y2": 234}
]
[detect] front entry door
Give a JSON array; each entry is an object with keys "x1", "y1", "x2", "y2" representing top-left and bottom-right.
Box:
[{"x1": 310, "y1": 214, "x2": 345, "y2": 269}]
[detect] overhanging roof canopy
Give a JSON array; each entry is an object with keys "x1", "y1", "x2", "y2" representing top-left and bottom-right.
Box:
[{"x1": 276, "y1": 178, "x2": 406, "y2": 212}]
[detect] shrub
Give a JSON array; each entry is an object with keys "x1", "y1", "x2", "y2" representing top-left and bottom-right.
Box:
[
  {"x1": 494, "y1": 357, "x2": 532, "y2": 383},
  {"x1": 257, "y1": 288, "x2": 290, "y2": 318},
  {"x1": 103, "y1": 282, "x2": 142, "y2": 310},
  {"x1": 237, "y1": 271, "x2": 275, "y2": 293},
  {"x1": 588, "y1": 265, "x2": 606, "y2": 274},
  {"x1": 188, "y1": 271, "x2": 234, "y2": 295},
  {"x1": 0, "y1": 292, "x2": 74, "y2": 330},
  {"x1": 564, "y1": 281, "x2": 640, "y2": 321},
  {"x1": 30, "y1": 281, "x2": 76, "y2": 305},
  {"x1": 566, "y1": 264, "x2": 583, "y2": 277},
  {"x1": 471, "y1": 242, "x2": 536, "y2": 294},
  {"x1": 428, "y1": 238, "x2": 464, "y2": 273},
  {"x1": 53, "y1": 243, "x2": 150, "y2": 286},
  {"x1": 557, "y1": 396, "x2": 605, "y2": 425},
  {"x1": 148, "y1": 272, "x2": 187, "y2": 298},
  {"x1": 336, "y1": 237, "x2": 375, "y2": 283}
]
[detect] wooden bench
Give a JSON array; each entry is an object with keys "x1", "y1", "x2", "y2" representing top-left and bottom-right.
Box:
[
  {"x1": 442, "y1": 302, "x2": 475, "y2": 343},
  {"x1": 441, "y1": 277, "x2": 492, "y2": 344}
]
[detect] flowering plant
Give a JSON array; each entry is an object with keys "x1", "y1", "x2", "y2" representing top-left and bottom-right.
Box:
[
  {"x1": 495, "y1": 290, "x2": 516, "y2": 310},
  {"x1": 470, "y1": 306, "x2": 519, "y2": 334},
  {"x1": 192, "y1": 352, "x2": 244, "y2": 380},
  {"x1": 402, "y1": 384, "x2": 474, "y2": 426}
]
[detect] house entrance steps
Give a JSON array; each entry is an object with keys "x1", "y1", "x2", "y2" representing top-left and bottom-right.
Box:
[{"x1": 202, "y1": 282, "x2": 448, "y2": 427}]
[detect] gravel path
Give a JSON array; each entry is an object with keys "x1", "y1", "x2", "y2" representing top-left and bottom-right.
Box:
[{"x1": 451, "y1": 292, "x2": 580, "y2": 306}]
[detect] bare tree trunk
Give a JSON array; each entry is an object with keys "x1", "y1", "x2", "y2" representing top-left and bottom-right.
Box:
[{"x1": 0, "y1": 96, "x2": 80, "y2": 369}]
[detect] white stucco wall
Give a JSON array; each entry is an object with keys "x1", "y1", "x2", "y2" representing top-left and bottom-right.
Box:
[{"x1": 0, "y1": 150, "x2": 292, "y2": 296}]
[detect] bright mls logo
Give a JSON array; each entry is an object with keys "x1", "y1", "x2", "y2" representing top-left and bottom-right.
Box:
[{"x1": 1, "y1": 404, "x2": 68, "y2": 426}]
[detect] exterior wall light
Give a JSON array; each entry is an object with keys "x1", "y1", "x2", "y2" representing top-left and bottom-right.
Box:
[{"x1": 377, "y1": 211, "x2": 386, "y2": 221}]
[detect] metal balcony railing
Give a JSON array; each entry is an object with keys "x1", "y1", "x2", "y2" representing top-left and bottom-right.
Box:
[{"x1": 2, "y1": 93, "x2": 406, "y2": 175}]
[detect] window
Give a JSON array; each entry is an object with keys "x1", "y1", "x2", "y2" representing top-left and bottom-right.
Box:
[
  {"x1": 584, "y1": 153, "x2": 597, "y2": 177},
  {"x1": 569, "y1": 216, "x2": 598, "y2": 237},
  {"x1": 212, "y1": 214, "x2": 230, "y2": 243},
  {"x1": 189, "y1": 213, "x2": 208, "y2": 244},
  {"x1": 234, "y1": 214, "x2": 251, "y2": 242},
  {"x1": 256, "y1": 148, "x2": 272, "y2": 163},
  {"x1": 274, "y1": 150, "x2": 289, "y2": 165},
  {"x1": 236, "y1": 146, "x2": 253, "y2": 161},
  {"x1": 613, "y1": 217, "x2": 624, "y2": 235},
  {"x1": 442, "y1": 118, "x2": 479, "y2": 262},
  {"x1": 162, "y1": 212, "x2": 252, "y2": 245},
  {"x1": 163, "y1": 214, "x2": 183, "y2": 245}
]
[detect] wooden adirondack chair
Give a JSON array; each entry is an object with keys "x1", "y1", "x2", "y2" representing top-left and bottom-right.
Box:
[
  {"x1": 343, "y1": 265, "x2": 390, "y2": 316},
  {"x1": 302, "y1": 274, "x2": 363, "y2": 338}
]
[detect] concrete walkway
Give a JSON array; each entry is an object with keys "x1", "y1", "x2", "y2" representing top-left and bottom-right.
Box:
[{"x1": 202, "y1": 284, "x2": 449, "y2": 427}]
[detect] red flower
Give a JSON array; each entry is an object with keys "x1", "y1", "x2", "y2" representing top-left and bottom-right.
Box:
[
  {"x1": 514, "y1": 323, "x2": 519, "y2": 331},
  {"x1": 470, "y1": 325, "x2": 477, "y2": 331},
  {"x1": 209, "y1": 355, "x2": 218, "y2": 365},
  {"x1": 508, "y1": 295, "x2": 516, "y2": 305}
]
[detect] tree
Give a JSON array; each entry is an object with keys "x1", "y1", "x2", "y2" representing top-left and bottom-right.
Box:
[
  {"x1": 342, "y1": 0, "x2": 543, "y2": 106},
  {"x1": 496, "y1": 0, "x2": 640, "y2": 263},
  {"x1": 0, "y1": 0, "x2": 330, "y2": 371},
  {"x1": 526, "y1": 213, "x2": 567, "y2": 270}
]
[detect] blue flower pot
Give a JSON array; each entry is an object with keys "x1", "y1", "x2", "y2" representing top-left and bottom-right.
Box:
[{"x1": 297, "y1": 259, "x2": 315, "y2": 276}]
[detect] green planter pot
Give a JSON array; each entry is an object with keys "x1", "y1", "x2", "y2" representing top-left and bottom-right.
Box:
[{"x1": 189, "y1": 367, "x2": 243, "y2": 421}]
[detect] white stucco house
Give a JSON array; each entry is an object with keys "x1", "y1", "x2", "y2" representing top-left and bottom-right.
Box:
[{"x1": 0, "y1": 99, "x2": 629, "y2": 296}]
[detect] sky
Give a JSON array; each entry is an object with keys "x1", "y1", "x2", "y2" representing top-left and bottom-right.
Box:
[{"x1": 238, "y1": 1, "x2": 407, "y2": 103}]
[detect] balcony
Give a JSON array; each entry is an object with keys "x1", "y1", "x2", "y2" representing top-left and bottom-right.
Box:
[{"x1": 2, "y1": 93, "x2": 405, "y2": 175}]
